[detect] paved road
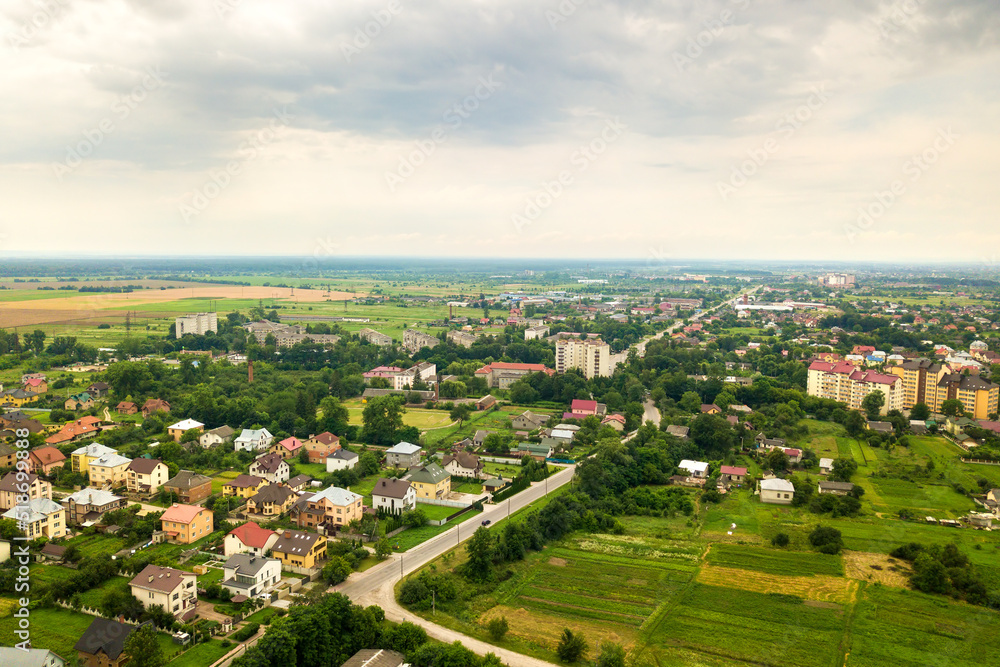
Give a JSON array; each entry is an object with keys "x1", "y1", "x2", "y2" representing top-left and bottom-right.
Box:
[{"x1": 642, "y1": 399, "x2": 661, "y2": 426}]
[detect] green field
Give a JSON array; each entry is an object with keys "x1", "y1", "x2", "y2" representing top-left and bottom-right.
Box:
[{"x1": 705, "y1": 543, "x2": 844, "y2": 577}]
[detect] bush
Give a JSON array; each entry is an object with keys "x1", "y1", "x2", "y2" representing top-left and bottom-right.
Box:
[
  {"x1": 808, "y1": 525, "x2": 843, "y2": 554},
  {"x1": 556, "y1": 628, "x2": 588, "y2": 663},
  {"x1": 486, "y1": 616, "x2": 509, "y2": 641},
  {"x1": 231, "y1": 622, "x2": 259, "y2": 641},
  {"x1": 771, "y1": 533, "x2": 789, "y2": 547}
]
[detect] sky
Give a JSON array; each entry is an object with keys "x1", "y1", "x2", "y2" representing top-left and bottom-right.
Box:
[{"x1": 1, "y1": 0, "x2": 998, "y2": 263}]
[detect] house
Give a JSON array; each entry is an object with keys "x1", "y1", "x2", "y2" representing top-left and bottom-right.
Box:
[
  {"x1": 0, "y1": 443, "x2": 14, "y2": 470},
  {"x1": 0, "y1": 388, "x2": 40, "y2": 407},
  {"x1": 2, "y1": 498, "x2": 66, "y2": 538},
  {"x1": 666, "y1": 424, "x2": 690, "y2": 440},
  {"x1": 116, "y1": 401, "x2": 138, "y2": 415},
  {"x1": 818, "y1": 481, "x2": 855, "y2": 495},
  {"x1": 141, "y1": 398, "x2": 170, "y2": 417},
  {"x1": 0, "y1": 471, "x2": 52, "y2": 511},
  {"x1": 271, "y1": 529, "x2": 327, "y2": 569},
  {"x1": 87, "y1": 382, "x2": 110, "y2": 398},
  {"x1": 476, "y1": 394, "x2": 498, "y2": 411},
  {"x1": 167, "y1": 418, "x2": 204, "y2": 442},
  {"x1": 341, "y1": 649, "x2": 408, "y2": 667},
  {"x1": 385, "y1": 441, "x2": 423, "y2": 468},
  {"x1": 569, "y1": 398, "x2": 602, "y2": 417},
  {"x1": 759, "y1": 478, "x2": 795, "y2": 505},
  {"x1": 819, "y1": 458, "x2": 834, "y2": 474},
  {"x1": 783, "y1": 448, "x2": 803, "y2": 464},
  {"x1": 46, "y1": 416, "x2": 103, "y2": 445},
  {"x1": 23, "y1": 378, "x2": 48, "y2": 394},
  {"x1": 304, "y1": 431, "x2": 341, "y2": 454},
  {"x1": 867, "y1": 420, "x2": 894, "y2": 434},
  {"x1": 0, "y1": 648, "x2": 64, "y2": 667},
  {"x1": 755, "y1": 433, "x2": 787, "y2": 450},
  {"x1": 719, "y1": 465, "x2": 748, "y2": 483},
  {"x1": 272, "y1": 436, "x2": 303, "y2": 459},
  {"x1": 75, "y1": 617, "x2": 144, "y2": 667},
  {"x1": 64, "y1": 392, "x2": 95, "y2": 411},
  {"x1": 39, "y1": 542, "x2": 67, "y2": 563},
  {"x1": 517, "y1": 442, "x2": 553, "y2": 460},
  {"x1": 249, "y1": 452, "x2": 290, "y2": 484},
  {"x1": 160, "y1": 503, "x2": 213, "y2": 544},
  {"x1": 511, "y1": 410, "x2": 548, "y2": 431},
  {"x1": 223, "y1": 474, "x2": 266, "y2": 499},
  {"x1": 406, "y1": 463, "x2": 451, "y2": 500},
  {"x1": 199, "y1": 424, "x2": 236, "y2": 448},
  {"x1": 235, "y1": 428, "x2": 274, "y2": 452},
  {"x1": 27, "y1": 445, "x2": 67, "y2": 475},
  {"x1": 162, "y1": 470, "x2": 213, "y2": 504},
  {"x1": 126, "y1": 458, "x2": 168, "y2": 495},
  {"x1": 71, "y1": 442, "x2": 116, "y2": 474},
  {"x1": 129, "y1": 564, "x2": 197, "y2": 617},
  {"x1": 601, "y1": 414, "x2": 627, "y2": 432},
  {"x1": 326, "y1": 448, "x2": 359, "y2": 472},
  {"x1": 88, "y1": 452, "x2": 133, "y2": 488},
  {"x1": 246, "y1": 484, "x2": 297, "y2": 517},
  {"x1": 221, "y1": 553, "x2": 282, "y2": 599},
  {"x1": 678, "y1": 460, "x2": 709, "y2": 478},
  {"x1": 61, "y1": 487, "x2": 126, "y2": 525},
  {"x1": 293, "y1": 486, "x2": 364, "y2": 530},
  {"x1": 286, "y1": 474, "x2": 313, "y2": 492},
  {"x1": 473, "y1": 430, "x2": 490, "y2": 447},
  {"x1": 443, "y1": 452, "x2": 485, "y2": 479},
  {"x1": 700, "y1": 404, "x2": 722, "y2": 414},
  {"x1": 372, "y1": 478, "x2": 416, "y2": 514},
  {"x1": 224, "y1": 521, "x2": 278, "y2": 557}
]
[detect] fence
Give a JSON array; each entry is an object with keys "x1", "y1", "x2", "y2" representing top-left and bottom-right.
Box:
[
  {"x1": 416, "y1": 497, "x2": 471, "y2": 509},
  {"x1": 962, "y1": 458, "x2": 1000, "y2": 465}
]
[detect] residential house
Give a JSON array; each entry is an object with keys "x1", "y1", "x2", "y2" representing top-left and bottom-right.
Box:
[
  {"x1": 719, "y1": 465, "x2": 748, "y2": 484},
  {"x1": 46, "y1": 416, "x2": 103, "y2": 445},
  {"x1": 71, "y1": 442, "x2": 116, "y2": 474},
  {"x1": 22, "y1": 377, "x2": 48, "y2": 394},
  {"x1": 304, "y1": 431, "x2": 341, "y2": 454},
  {"x1": 818, "y1": 481, "x2": 855, "y2": 496},
  {"x1": 116, "y1": 401, "x2": 138, "y2": 415},
  {"x1": 235, "y1": 428, "x2": 274, "y2": 452},
  {"x1": 341, "y1": 650, "x2": 408, "y2": 667},
  {"x1": 442, "y1": 452, "x2": 485, "y2": 479},
  {"x1": 473, "y1": 430, "x2": 490, "y2": 447},
  {"x1": 867, "y1": 421, "x2": 893, "y2": 434},
  {"x1": 221, "y1": 553, "x2": 282, "y2": 599},
  {"x1": 0, "y1": 471, "x2": 52, "y2": 511},
  {"x1": 700, "y1": 404, "x2": 722, "y2": 414},
  {"x1": 74, "y1": 617, "x2": 144, "y2": 667},
  {"x1": 819, "y1": 458, "x2": 834, "y2": 475},
  {"x1": 167, "y1": 418, "x2": 204, "y2": 442},
  {"x1": 160, "y1": 503, "x2": 213, "y2": 544},
  {"x1": 249, "y1": 452, "x2": 290, "y2": 484},
  {"x1": 666, "y1": 425, "x2": 690, "y2": 440},
  {"x1": 293, "y1": 486, "x2": 363, "y2": 530},
  {"x1": 678, "y1": 460, "x2": 709, "y2": 478},
  {"x1": 476, "y1": 394, "x2": 498, "y2": 411},
  {"x1": 27, "y1": 445, "x2": 67, "y2": 475},
  {"x1": 88, "y1": 452, "x2": 132, "y2": 488},
  {"x1": 0, "y1": 648, "x2": 64, "y2": 667},
  {"x1": 222, "y1": 474, "x2": 266, "y2": 499},
  {"x1": 326, "y1": 448, "x2": 359, "y2": 472},
  {"x1": 512, "y1": 410, "x2": 548, "y2": 431},
  {"x1": 1, "y1": 388, "x2": 40, "y2": 407},
  {"x1": 64, "y1": 392, "x2": 95, "y2": 411},
  {"x1": 246, "y1": 484, "x2": 297, "y2": 517},
  {"x1": 87, "y1": 382, "x2": 110, "y2": 398},
  {"x1": 61, "y1": 487, "x2": 126, "y2": 525},
  {"x1": 759, "y1": 478, "x2": 795, "y2": 505},
  {"x1": 384, "y1": 441, "x2": 423, "y2": 468},
  {"x1": 141, "y1": 398, "x2": 170, "y2": 417},
  {"x1": 162, "y1": 470, "x2": 213, "y2": 504},
  {"x1": 126, "y1": 458, "x2": 168, "y2": 495},
  {"x1": 517, "y1": 442, "x2": 552, "y2": 460},
  {"x1": 783, "y1": 448, "x2": 803, "y2": 464},
  {"x1": 198, "y1": 425, "x2": 236, "y2": 448},
  {"x1": 271, "y1": 529, "x2": 327, "y2": 570},
  {"x1": 272, "y1": 436, "x2": 303, "y2": 459},
  {"x1": 0, "y1": 443, "x2": 14, "y2": 470},
  {"x1": 601, "y1": 414, "x2": 626, "y2": 431},
  {"x1": 286, "y1": 474, "x2": 312, "y2": 492},
  {"x1": 406, "y1": 463, "x2": 450, "y2": 500},
  {"x1": 371, "y1": 478, "x2": 416, "y2": 514},
  {"x1": 129, "y1": 564, "x2": 197, "y2": 617},
  {"x1": 224, "y1": 521, "x2": 278, "y2": 557},
  {"x1": 2, "y1": 498, "x2": 66, "y2": 538}
]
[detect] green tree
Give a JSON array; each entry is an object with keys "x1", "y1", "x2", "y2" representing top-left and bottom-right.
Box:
[
  {"x1": 318, "y1": 396, "x2": 350, "y2": 434},
  {"x1": 358, "y1": 451, "x2": 380, "y2": 477},
  {"x1": 830, "y1": 458, "x2": 858, "y2": 483},
  {"x1": 845, "y1": 410, "x2": 867, "y2": 438},
  {"x1": 509, "y1": 381, "x2": 539, "y2": 404},
  {"x1": 361, "y1": 395, "x2": 404, "y2": 445},
  {"x1": 449, "y1": 403, "x2": 473, "y2": 425},
  {"x1": 765, "y1": 448, "x2": 789, "y2": 471},
  {"x1": 911, "y1": 552, "x2": 951, "y2": 594},
  {"x1": 482, "y1": 432, "x2": 510, "y2": 454},
  {"x1": 910, "y1": 402, "x2": 930, "y2": 420},
  {"x1": 402, "y1": 509, "x2": 427, "y2": 528},
  {"x1": 808, "y1": 525, "x2": 843, "y2": 554},
  {"x1": 322, "y1": 556, "x2": 352, "y2": 584},
  {"x1": 596, "y1": 642, "x2": 627, "y2": 667},
  {"x1": 680, "y1": 391, "x2": 702, "y2": 413},
  {"x1": 556, "y1": 628, "x2": 588, "y2": 663},
  {"x1": 862, "y1": 391, "x2": 885, "y2": 419},
  {"x1": 941, "y1": 398, "x2": 965, "y2": 417},
  {"x1": 375, "y1": 538, "x2": 392, "y2": 560},
  {"x1": 463, "y1": 527, "x2": 495, "y2": 582},
  {"x1": 122, "y1": 624, "x2": 165, "y2": 667},
  {"x1": 486, "y1": 616, "x2": 509, "y2": 641}
]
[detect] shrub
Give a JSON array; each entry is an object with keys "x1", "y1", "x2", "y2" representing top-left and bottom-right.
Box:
[
  {"x1": 771, "y1": 533, "x2": 790, "y2": 547},
  {"x1": 808, "y1": 525, "x2": 843, "y2": 554},
  {"x1": 486, "y1": 616, "x2": 509, "y2": 641},
  {"x1": 556, "y1": 628, "x2": 588, "y2": 663},
  {"x1": 231, "y1": 622, "x2": 259, "y2": 641}
]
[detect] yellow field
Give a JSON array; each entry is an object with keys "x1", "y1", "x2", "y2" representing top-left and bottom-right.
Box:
[
  {"x1": 696, "y1": 564, "x2": 858, "y2": 604},
  {"x1": 842, "y1": 551, "x2": 911, "y2": 588},
  {"x1": 480, "y1": 604, "x2": 638, "y2": 652}
]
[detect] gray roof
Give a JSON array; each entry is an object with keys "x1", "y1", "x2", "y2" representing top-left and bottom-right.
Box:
[
  {"x1": 308, "y1": 486, "x2": 361, "y2": 506},
  {"x1": 165, "y1": 469, "x2": 212, "y2": 489},
  {"x1": 74, "y1": 618, "x2": 140, "y2": 660},
  {"x1": 341, "y1": 649, "x2": 408, "y2": 667},
  {"x1": 327, "y1": 448, "x2": 359, "y2": 461},
  {"x1": 223, "y1": 553, "x2": 278, "y2": 577},
  {"x1": 62, "y1": 487, "x2": 123, "y2": 506},
  {"x1": 129, "y1": 564, "x2": 192, "y2": 593},
  {"x1": 0, "y1": 648, "x2": 65, "y2": 667},
  {"x1": 272, "y1": 529, "x2": 322, "y2": 555},
  {"x1": 386, "y1": 441, "x2": 422, "y2": 455},
  {"x1": 760, "y1": 478, "x2": 795, "y2": 492},
  {"x1": 249, "y1": 484, "x2": 295, "y2": 505},
  {"x1": 3, "y1": 498, "x2": 63, "y2": 523},
  {"x1": 818, "y1": 481, "x2": 856, "y2": 492}
]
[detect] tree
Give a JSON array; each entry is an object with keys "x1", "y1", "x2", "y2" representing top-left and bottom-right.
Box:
[
  {"x1": 771, "y1": 533, "x2": 789, "y2": 547},
  {"x1": 402, "y1": 509, "x2": 427, "y2": 528},
  {"x1": 482, "y1": 432, "x2": 510, "y2": 454},
  {"x1": 862, "y1": 391, "x2": 885, "y2": 420},
  {"x1": 322, "y1": 556, "x2": 352, "y2": 585},
  {"x1": 830, "y1": 458, "x2": 858, "y2": 483},
  {"x1": 449, "y1": 403, "x2": 473, "y2": 425},
  {"x1": 358, "y1": 451, "x2": 380, "y2": 477},
  {"x1": 486, "y1": 616, "x2": 509, "y2": 641},
  {"x1": 509, "y1": 381, "x2": 538, "y2": 404},
  {"x1": 910, "y1": 402, "x2": 930, "y2": 420},
  {"x1": 318, "y1": 396, "x2": 350, "y2": 434},
  {"x1": 911, "y1": 552, "x2": 951, "y2": 595},
  {"x1": 941, "y1": 398, "x2": 965, "y2": 417},
  {"x1": 122, "y1": 624, "x2": 165, "y2": 667},
  {"x1": 689, "y1": 414, "x2": 736, "y2": 457},
  {"x1": 375, "y1": 537, "x2": 392, "y2": 560},
  {"x1": 808, "y1": 525, "x2": 843, "y2": 554},
  {"x1": 680, "y1": 391, "x2": 702, "y2": 413},
  {"x1": 463, "y1": 527, "x2": 495, "y2": 582},
  {"x1": 765, "y1": 448, "x2": 789, "y2": 471},
  {"x1": 845, "y1": 410, "x2": 867, "y2": 438},
  {"x1": 361, "y1": 395, "x2": 404, "y2": 445},
  {"x1": 596, "y1": 642, "x2": 627, "y2": 667},
  {"x1": 556, "y1": 628, "x2": 588, "y2": 663}
]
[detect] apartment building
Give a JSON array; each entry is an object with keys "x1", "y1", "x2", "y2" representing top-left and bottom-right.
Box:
[
  {"x1": 403, "y1": 328, "x2": 440, "y2": 353},
  {"x1": 2, "y1": 498, "x2": 66, "y2": 539},
  {"x1": 888, "y1": 359, "x2": 999, "y2": 419},
  {"x1": 555, "y1": 338, "x2": 613, "y2": 379},
  {"x1": 446, "y1": 330, "x2": 477, "y2": 348},
  {"x1": 474, "y1": 361, "x2": 554, "y2": 388},
  {"x1": 806, "y1": 361, "x2": 903, "y2": 414},
  {"x1": 358, "y1": 328, "x2": 393, "y2": 346},
  {"x1": 175, "y1": 312, "x2": 218, "y2": 338}
]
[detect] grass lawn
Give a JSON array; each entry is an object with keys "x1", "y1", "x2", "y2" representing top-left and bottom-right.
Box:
[
  {"x1": 64, "y1": 533, "x2": 129, "y2": 558},
  {"x1": 483, "y1": 461, "x2": 522, "y2": 478},
  {"x1": 391, "y1": 509, "x2": 482, "y2": 551},
  {"x1": 345, "y1": 406, "x2": 453, "y2": 430},
  {"x1": 78, "y1": 575, "x2": 131, "y2": 609},
  {"x1": 211, "y1": 470, "x2": 241, "y2": 494},
  {"x1": 244, "y1": 606, "x2": 283, "y2": 625},
  {"x1": 167, "y1": 639, "x2": 233, "y2": 667},
  {"x1": 415, "y1": 503, "x2": 461, "y2": 521},
  {"x1": 452, "y1": 480, "x2": 483, "y2": 494}
]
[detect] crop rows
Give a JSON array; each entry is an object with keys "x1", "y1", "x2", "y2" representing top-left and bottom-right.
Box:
[{"x1": 705, "y1": 543, "x2": 844, "y2": 577}]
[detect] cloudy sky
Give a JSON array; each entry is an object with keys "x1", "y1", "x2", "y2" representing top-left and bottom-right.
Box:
[{"x1": 1, "y1": 0, "x2": 998, "y2": 262}]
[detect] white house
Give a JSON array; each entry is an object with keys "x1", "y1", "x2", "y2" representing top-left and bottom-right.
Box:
[
  {"x1": 221, "y1": 553, "x2": 282, "y2": 599},
  {"x1": 224, "y1": 521, "x2": 279, "y2": 557},
  {"x1": 248, "y1": 453, "x2": 289, "y2": 484},
  {"x1": 129, "y1": 564, "x2": 197, "y2": 617},
  {"x1": 678, "y1": 460, "x2": 709, "y2": 479},
  {"x1": 234, "y1": 428, "x2": 274, "y2": 452},
  {"x1": 819, "y1": 458, "x2": 834, "y2": 475},
  {"x1": 759, "y1": 478, "x2": 795, "y2": 505},
  {"x1": 442, "y1": 452, "x2": 485, "y2": 479},
  {"x1": 199, "y1": 425, "x2": 236, "y2": 448},
  {"x1": 384, "y1": 442, "x2": 423, "y2": 468},
  {"x1": 371, "y1": 478, "x2": 416, "y2": 515},
  {"x1": 326, "y1": 448, "x2": 359, "y2": 473},
  {"x1": 0, "y1": 648, "x2": 65, "y2": 667}
]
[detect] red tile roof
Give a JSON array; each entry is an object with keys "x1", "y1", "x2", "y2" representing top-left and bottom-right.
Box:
[
  {"x1": 228, "y1": 521, "x2": 276, "y2": 548},
  {"x1": 570, "y1": 399, "x2": 598, "y2": 413},
  {"x1": 161, "y1": 503, "x2": 206, "y2": 524},
  {"x1": 475, "y1": 361, "x2": 553, "y2": 374},
  {"x1": 720, "y1": 465, "x2": 748, "y2": 476}
]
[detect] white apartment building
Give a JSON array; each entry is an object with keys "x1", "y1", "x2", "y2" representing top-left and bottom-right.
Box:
[
  {"x1": 806, "y1": 361, "x2": 904, "y2": 414},
  {"x1": 555, "y1": 338, "x2": 612, "y2": 379},
  {"x1": 175, "y1": 312, "x2": 218, "y2": 339}
]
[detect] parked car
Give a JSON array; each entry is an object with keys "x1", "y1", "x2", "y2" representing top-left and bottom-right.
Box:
[{"x1": 481, "y1": 519, "x2": 492, "y2": 526}]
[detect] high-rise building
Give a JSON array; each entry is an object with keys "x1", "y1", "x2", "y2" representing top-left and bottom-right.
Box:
[
  {"x1": 806, "y1": 361, "x2": 903, "y2": 414},
  {"x1": 888, "y1": 359, "x2": 999, "y2": 419},
  {"x1": 556, "y1": 338, "x2": 612, "y2": 379},
  {"x1": 175, "y1": 312, "x2": 218, "y2": 339}
]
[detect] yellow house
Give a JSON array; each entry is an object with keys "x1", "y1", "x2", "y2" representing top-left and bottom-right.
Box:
[
  {"x1": 406, "y1": 463, "x2": 451, "y2": 500},
  {"x1": 160, "y1": 503, "x2": 214, "y2": 544},
  {"x1": 2, "y1": 498, "x2": 66, "y2": 539},
  {"x1": 71, "y1": 442, "x2": 117, "y2": 474},
  {"x1": 222, "y1": 474, "x2": 266, "y2": 499},
  {"x1": 271, "y1": 529, "x2": 327, "y2": 570},
  {"x1": 88, "y1": 452, "x2": 133, "y2": 488},
  {"x1": 0, "y1": 389, "x2": 40, "y2": 407}
]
